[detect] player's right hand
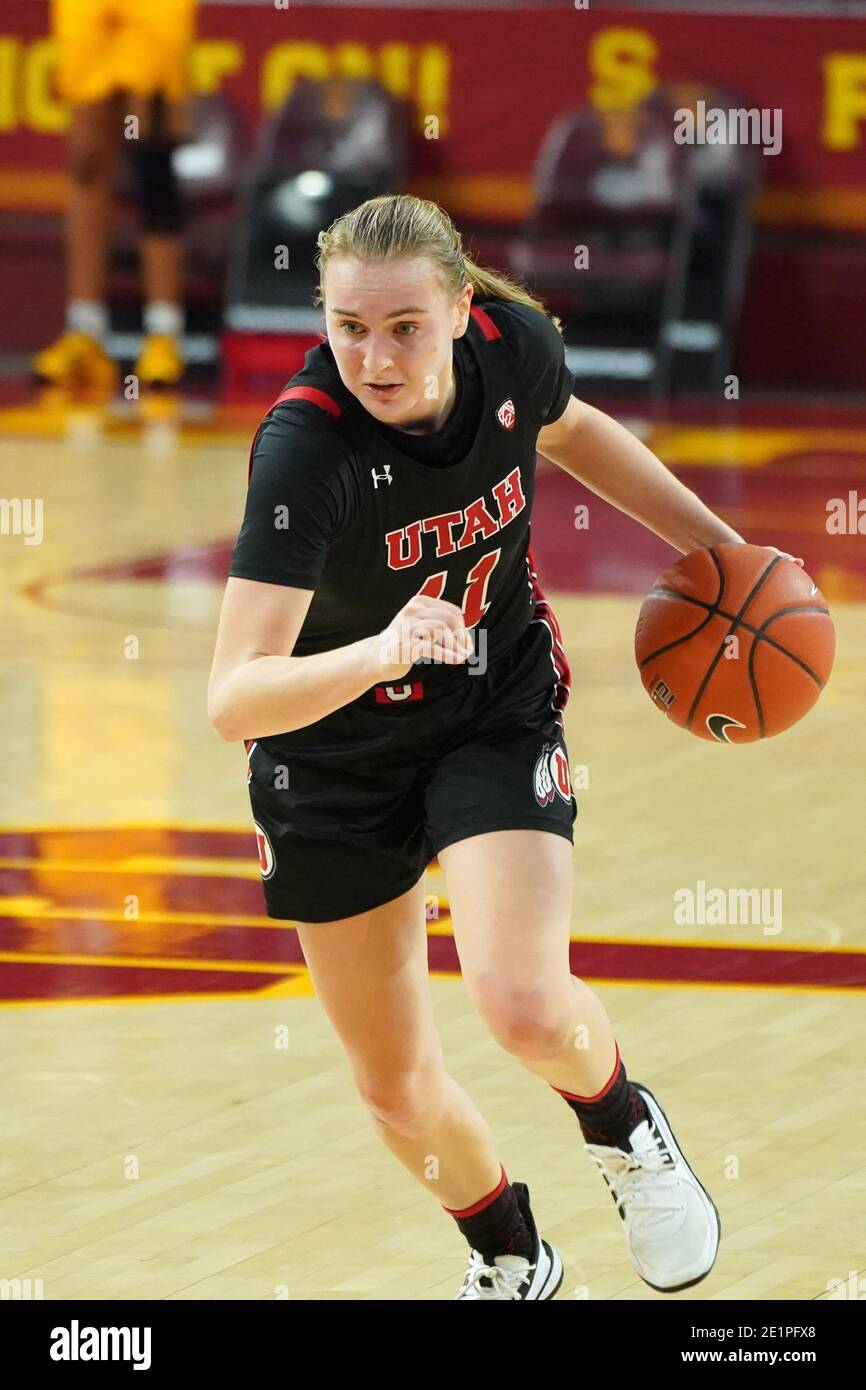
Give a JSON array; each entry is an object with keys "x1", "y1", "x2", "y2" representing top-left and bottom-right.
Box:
[{"x1": 370, "y1": 592, "x2": 475, "y2": 682}]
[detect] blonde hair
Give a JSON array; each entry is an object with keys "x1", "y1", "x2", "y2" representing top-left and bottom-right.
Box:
[{"x1": 313, "y1": 193, "x2": 560, "y2": 331}]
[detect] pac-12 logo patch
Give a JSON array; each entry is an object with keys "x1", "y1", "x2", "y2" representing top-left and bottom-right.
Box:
[
  {"x1": 533, "y1": 743, "x2": 572, "y2": 806},
  {"x1": 254, "y1": 821, "x2": 276, "y2": 879},
  {"x1": 496, "y1": 398, "x2": 516, "y2": 431}
]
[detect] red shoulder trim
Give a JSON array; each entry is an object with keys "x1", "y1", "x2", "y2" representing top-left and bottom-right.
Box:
[
  {"x1": 271, "y1": 385, "x2": 342, "y2": 417},
  {"x1": 247, "y1": 385, "x2": 342, "y2": 481},
  {"x1": 469, "y1": 304, "x2": 503, "y2": 341}
]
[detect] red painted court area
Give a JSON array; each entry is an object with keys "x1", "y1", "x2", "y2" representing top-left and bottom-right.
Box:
[{"x1": 2, "y1": 813, "x2": 866, "y2": 1003}]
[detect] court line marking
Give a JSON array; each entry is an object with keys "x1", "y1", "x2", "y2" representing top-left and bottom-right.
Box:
[
  {"x1": 0, "y1": 985, "x2": 313, "y2": 1011},
  {"x1": 0, "y1": 821, "x2": 255, "y2": 832},
  {"x1": 0, "y1": 900, "x2": 861, "y2": 955},
  {"x1": 647, "y1": 425, "x2": 866, "y2": 467},
  {"x1": 1, "y1": 972, "x2": 863, "y2": 1012},
  {"x1": 0, "y1": 855, "x2": 263, "y2": 879},
  {"x1": 0, "y1": 949, "x2": 301, "y2": 975}
]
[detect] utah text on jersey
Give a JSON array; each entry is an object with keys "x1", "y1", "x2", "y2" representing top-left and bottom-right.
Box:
[{"x1": 385, "y1": 466, "x2": 526, "y2": 569}]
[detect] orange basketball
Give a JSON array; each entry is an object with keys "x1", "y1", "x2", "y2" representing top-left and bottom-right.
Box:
[{"x1": 634, "y1": 543, "x2": 835, "y2": 743}]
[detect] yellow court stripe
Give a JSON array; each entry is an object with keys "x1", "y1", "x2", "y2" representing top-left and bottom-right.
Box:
[
  {"x1": 0, "y1": 902, "x2": 290, "y2": 929},
  {"x1": 565, "y1": 933, "x2": 866, "y2": 955},
  {"x1": 2, "y1": 900, "x2": 425, "y2": 932},
  {"x1": 0, "y1": 821, "x2": 255, "y2": 832},
  {"x1": 0, "y1": 949, "x2": 303, "y2": 975},
  {"x1": 0, "y1": 855, "x2": 261, "y2": 879},
  {"x1": 256, "y1": 976, "x2": 317, "y2": 999},
  {"x1": 648, "y1": 426, "x2": 866, "y2": 468},
  {"x1": 427, "y1": 919, "x2": 861, "y2": 951},
  {"x1": 0, "y1": 897, "x2": 860, "y2": 955},
  {"x1": 0, "y1": 404, "x2": 254, "y2": 445},
  {"x1": 0, "y1": 896, "x2": 51, "y2": 913},
  {"x1": 3, "y1": 408, "x2": 864, "y2": 463},
  {"x1": 0, "y1": 854, "x2": 447, "y2": 880},
  {"x1": 0, "y1": 988, "x2": 308, "y2": 1011},
  {"x1": 430, "y1": 972, "x2": 865, "y2": 996},
  {"x1": 580, "y1": 976, "x2": 866, "y2": 995}
]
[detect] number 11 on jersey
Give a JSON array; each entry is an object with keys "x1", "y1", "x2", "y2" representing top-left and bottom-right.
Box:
[{"x1": 418, "y1": 548, "x2": 502, "y2": 628}]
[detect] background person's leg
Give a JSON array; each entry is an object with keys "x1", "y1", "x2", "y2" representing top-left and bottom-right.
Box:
[
  {"x1": 66, "y1": 92, "x2": 123, "y2": 308},
  {"x1": 125, "y1": 92, "x2": 186, "y2": 387},
  {"x1": 31, "y1": 92, "x2": 122, "y2": 391}
]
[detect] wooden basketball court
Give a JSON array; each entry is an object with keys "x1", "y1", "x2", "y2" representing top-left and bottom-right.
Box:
[{"x1": 1, "y1": 396, "x2": 864, "y2": 1300}]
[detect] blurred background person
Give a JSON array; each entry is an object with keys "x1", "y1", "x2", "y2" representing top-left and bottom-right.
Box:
[{"x1": 30, "y1": 0, "x2": 197, "y2": 397}]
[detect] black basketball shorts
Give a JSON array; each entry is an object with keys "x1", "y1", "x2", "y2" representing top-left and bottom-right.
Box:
[{"x1": 246, "y1": 618, "x2": 578, "y2": 923}]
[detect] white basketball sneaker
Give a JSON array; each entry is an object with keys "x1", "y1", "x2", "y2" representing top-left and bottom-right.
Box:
[
  {"x1": 584, "y1": 1084, "x2": 721, "y2": 1292},
  {"x1": 454, "y1": 1181, "x2": 563, "y2": 1300}
]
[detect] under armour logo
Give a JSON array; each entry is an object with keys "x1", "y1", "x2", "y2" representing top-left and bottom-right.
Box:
[{"x1": 371, "y1": 465, "x2": 393, "y2": 489}]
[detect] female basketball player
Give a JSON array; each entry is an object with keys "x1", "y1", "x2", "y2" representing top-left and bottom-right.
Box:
[{"x1": 208, "y1": 195, "x2": 803, "y2": 1300}]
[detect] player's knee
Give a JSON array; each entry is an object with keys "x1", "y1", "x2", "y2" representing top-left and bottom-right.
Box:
[
  {"x1": 69, "y1": 143, "x2": 113, "y2": 186},
  {"x1": 128, "y1": 138, "x2": 184, "y2": 235},
  {"x1": 357, "y1": 1064, "x2": 440, "y2": 1130},
  {"x1": 475, "y1": 980, "x2": 571, "y2": 1059}
]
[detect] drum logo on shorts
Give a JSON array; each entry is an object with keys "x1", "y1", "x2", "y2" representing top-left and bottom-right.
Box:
[
  {"x1": 533, "y1": 743, "x2": 572, "y2": 806},
  {"x1": 253, "y1": 821, "x2": 276, "y2": 879},
  {"x1": 496, "y1": 398, "x2": 516, "y2": 431}
]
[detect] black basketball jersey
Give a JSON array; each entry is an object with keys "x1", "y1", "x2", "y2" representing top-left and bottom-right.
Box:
[{"x1": 230, "y1": 299, "x2": 573, "y2": 696}]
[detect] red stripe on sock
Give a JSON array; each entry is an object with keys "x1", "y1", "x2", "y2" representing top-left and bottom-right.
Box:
[
  {"x1": 549, "y1": 1041, "x2": 621, "y2": 1103},
  {"x1": 442, "y1": 1164, "x2": 507, "y2": 1218}
]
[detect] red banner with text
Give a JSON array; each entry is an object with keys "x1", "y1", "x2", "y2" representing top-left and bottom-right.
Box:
[{"x1": 1, "y1": 3, "x2": 865, "y2": 227}]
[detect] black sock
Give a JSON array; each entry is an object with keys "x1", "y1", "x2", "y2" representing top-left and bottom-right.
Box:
[
  {"x1": 552, "y1": 1043, "x2": 649, "y2": 1150},
  {"x1": 443, "y1": 1166, "x2": 535, "y2": 1263}
]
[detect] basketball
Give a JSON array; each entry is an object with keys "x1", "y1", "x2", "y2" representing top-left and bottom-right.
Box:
[{"x1": 634, "y1": 543, "x2": 835, "y2": 743}]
